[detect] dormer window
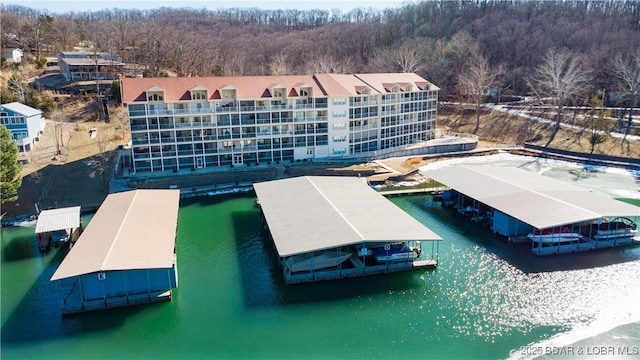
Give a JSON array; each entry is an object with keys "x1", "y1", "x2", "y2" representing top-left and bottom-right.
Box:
[
  {"x1": 191, "y1": 90, "x2": 207, "y2": 100},
  {"x1": 221, "y1": 89, "x2": 236, "y2": 101},
  {"x1": 273, "y1": 89, "x2": 284, "y2": 98},
  {"x1": 147, "y1": 93, "x2": 163, "y2": 101}
]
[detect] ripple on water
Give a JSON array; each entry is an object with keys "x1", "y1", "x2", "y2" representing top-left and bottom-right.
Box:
[{"x1": 438, "y1": 242, "x2": 640, "y2": 343}]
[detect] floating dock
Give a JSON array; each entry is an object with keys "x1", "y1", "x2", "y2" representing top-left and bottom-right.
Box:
[
  {"x1": 425, "y1": 165, "x2": 640, "y2": 255},
  {"x1": 254, "y1": 176, "x2": 442, "y2": 284}
]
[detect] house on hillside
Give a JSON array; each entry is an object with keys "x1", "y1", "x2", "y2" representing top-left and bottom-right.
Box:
[
  {"x1": 1, "y1": 48, "x2": 23, "y2": 63},
  {"x1": 120, "y1": 73, "x2": 473, "y2": 174},
  {"x1": 58, "y1": 51, "x2": 124, "y2": 81},
  {"x1": 0, "y1": 102, "x2": 45, "y2": 153}
]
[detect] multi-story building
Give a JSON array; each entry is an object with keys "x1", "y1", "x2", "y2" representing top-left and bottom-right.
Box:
[
  {"x1": 58, "y1": 51, "x2": 124, "y2": 82},
  {"x1": 121, "y1": 73, "x2": 439, "y2": 173},
  {"x1": 0, "y1": 102, "x2": 45, "y2": 153}
]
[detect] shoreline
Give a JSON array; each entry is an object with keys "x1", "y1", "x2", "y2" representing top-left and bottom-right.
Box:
[{"x1": 3, "y1": 146, "x2": 639, "y2": 225}]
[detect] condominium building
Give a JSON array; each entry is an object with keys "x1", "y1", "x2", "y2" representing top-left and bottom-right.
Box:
[{"x1": 121, "y1": 73, "x2": 439, "y2": 173}]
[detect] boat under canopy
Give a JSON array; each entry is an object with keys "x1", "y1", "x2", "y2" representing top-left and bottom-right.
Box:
[{"x1": 254, "y1": 176, "x2": 442, "y2": 284}]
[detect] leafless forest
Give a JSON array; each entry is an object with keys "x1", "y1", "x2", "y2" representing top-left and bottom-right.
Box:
[{"x1": 2, "y1": 0, "x2": 639, "y2": 102}]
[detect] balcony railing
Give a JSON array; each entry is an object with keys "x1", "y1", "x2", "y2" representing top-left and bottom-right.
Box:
[{"x1": 128, "y1": 101, "x2": 334, "y2": 118}]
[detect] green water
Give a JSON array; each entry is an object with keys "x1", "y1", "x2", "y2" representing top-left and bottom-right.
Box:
[{"x1": 2, "y1": 192, "x2": 640, "y2": 359}]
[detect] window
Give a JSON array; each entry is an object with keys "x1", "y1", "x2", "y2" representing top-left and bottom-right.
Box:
[
  {"x1": 147, "y1": 93, "x2": 164, "y2": 101},
  {"x1": 332, "y1": 123, "x2": 347, "y2": 130},
  {"x1": 12, "y1": 131, "x2": 27, "y2": 140},
  {"x1": 333, "y1": 136, "x2": 346, "y2": 142},
  {"x1": 192, "y1": 91, "x2": 207, "y2": 100},
  {"x1": 332, "y1": 98, "x2": 346, "y2": 105}
]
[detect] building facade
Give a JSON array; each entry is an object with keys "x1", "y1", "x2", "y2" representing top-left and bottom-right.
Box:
[
  {"x1": 121, "y1": 73, "x2": 439, "y2": 173},
  {"x1": 0, "y1": 102, "x2": 45, "y2": 152},
  {"x1": 58, "y1": 51, "x2": 124, "y2": 81}
]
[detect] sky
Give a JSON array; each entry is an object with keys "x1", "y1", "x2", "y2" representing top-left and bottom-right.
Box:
[{"x1": 8, "y1": 0, "x2": 408, "y2": 13}]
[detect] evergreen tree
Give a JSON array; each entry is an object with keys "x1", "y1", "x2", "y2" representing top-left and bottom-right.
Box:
[{"x1": 0, "y1": 126, "x2": 23, "y2": 204}]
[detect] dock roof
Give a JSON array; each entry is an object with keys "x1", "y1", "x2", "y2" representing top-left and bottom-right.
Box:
[
  {"x1": 51, "y1": 190, "x2": 180, "y2": 281},
  {"x1": 424, "y1": 165, "x2": 640, "y2": 229},
  {"x1": 253, "y1": 176, "x2": 441, "y2": 257},
  {"x1": 35, "y1": 206, "x2": 81, "y2": 234}
]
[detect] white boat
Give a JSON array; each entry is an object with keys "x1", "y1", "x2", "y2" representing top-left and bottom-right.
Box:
[
  {"x1": 532, "y1": 238, "x2": 598, "y2": 256},
  {"x1": 372, "y1": 243, "x2": 420, "y2": 262},
  {"x1": 527, "y1": 227, "x2": 582, "y2": 243},
  {"x1": 0, "y1": 215, "x2": 37, "y2": 227},
  {"x1": 285, "y1": 251, "x2": 352, "y2": 273},
  {"x1": 585, "y1": 218, "x2": 637, "y2": 240},
  {"x1": 593, "y1": 237, "x2": 636, "y2": 249}
]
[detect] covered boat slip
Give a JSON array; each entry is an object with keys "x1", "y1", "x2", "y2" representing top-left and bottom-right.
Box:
[
  {"x1": 253, "y1": 176, "x2": 441, "y2": 284},
  {"x1": 50, "y1": 189, "x2": 180, "y2": 314},
  {"x1": 424, "y1": 165, "x2": 639, "y2": 255},
  {"x1": 35, "y1": 206, "x2": 81, "y2": 251}
]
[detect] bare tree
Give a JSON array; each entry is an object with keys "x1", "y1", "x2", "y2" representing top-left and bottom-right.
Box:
[
  {"x1": 111, "y1": 106, "x2": 130, "y2": 143},
  {"x1": 370, "y1": 40, "x2": 422, "y2": 73},
  {"x1": 585, "y1": 95, "x2": 610, "y2": 154},
  {"x1": 93, "y1": 139, "x2": 113, "y2": 188},
  {"x1": 51, "y1": 16, "x2": 78, "y2": 52},
  {"x1": 396, "y1": 41, "x2": 422, "y2": 73},
  {"x1": 268, "y1": 52, "x2": 291, "y2": 75},
  {"x1": 50, "y1": 110, "x2": 65, "y2": 156},
  {"x1": 457, "y1": 53, "x2": 503, "y2": 134},
  {"x1": 305, "y1": 54, "x2": 353, "y2": 74},
  {"x1": 528, "y1": 49, "x2": 592, "y2": 146},
  {"x1": 611, "y1": 49, "x2": 640, "y2": 143},
  {"x1": 8, "y1": 74, "x2": 27, "y2": 102}
]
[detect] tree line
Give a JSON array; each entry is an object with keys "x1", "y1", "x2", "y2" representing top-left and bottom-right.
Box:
[{"x1": 1, "y1": 0, "x2": 639, "y2": 103}]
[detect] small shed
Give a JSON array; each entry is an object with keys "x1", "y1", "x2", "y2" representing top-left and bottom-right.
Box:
[
  {"x1": 1, "y1": 48, "x2": 23, "y2": 63},
  {"x1": 50, "y1": 189, "x2": 180, "y2": 314},
  {"x1": 35, "y1": 206, "x2": 81, "y2": 251}
]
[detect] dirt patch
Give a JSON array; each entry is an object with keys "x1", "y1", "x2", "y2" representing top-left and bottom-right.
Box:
[{"x1": 3, "y1": 97, "x2": 125, "y2": 218}]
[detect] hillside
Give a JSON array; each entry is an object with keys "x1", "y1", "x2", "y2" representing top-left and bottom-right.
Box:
[{"x1": 439, "y1": 105, "x2": 640, "y2": 158}]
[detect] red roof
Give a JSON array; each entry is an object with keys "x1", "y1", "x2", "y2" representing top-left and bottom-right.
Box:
[{"x1": 121, "y1": 73, "x2": 438, "y2": 103}]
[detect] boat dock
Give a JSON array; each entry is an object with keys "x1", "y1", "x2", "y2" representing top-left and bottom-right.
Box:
[
  {"x1": 254, "y1": 176, "x2": 442, "y2": 284},
  {"x1": 425, "y1": 165, "x2": 640, "y2": 256}
]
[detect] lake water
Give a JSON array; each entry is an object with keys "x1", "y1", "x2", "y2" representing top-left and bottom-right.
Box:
[{"x1": 2, "y1": 153, "x2": 639, "y2": 359}]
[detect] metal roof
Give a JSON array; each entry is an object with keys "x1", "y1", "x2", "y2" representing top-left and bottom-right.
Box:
[
  {"x1": 0, "y1": 102, "x2": 42, "y2": 117},
  {"x1": 424, "y1": 165, "x2": 640, "y2": 229},
  {"x1": 50, "y1": 190, "x2": 180, "y2": 281},
  {"x1": 35, "y1": 206, "x2": 81, "y2": 234},
  {"x1": 253, "y1": 176, "x2": 441, "y2": 257}
]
